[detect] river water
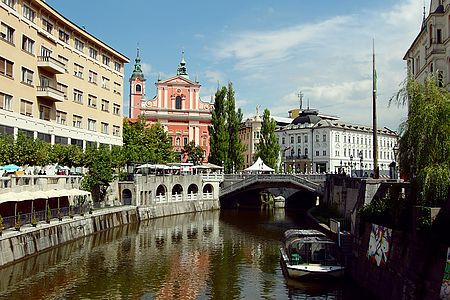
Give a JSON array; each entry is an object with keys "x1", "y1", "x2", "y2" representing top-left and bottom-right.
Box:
[{"x1": 0, "y1": 209, "x2": 371, "y2": 300}]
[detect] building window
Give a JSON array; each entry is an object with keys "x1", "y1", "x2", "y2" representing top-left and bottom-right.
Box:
[
  {"x1": 335, "y1": 134, "x2": 339, "y2": 142},
  {"x1": 57, "y1": 55, "x2": 68, "y2": 69},
  {"x1": 21, "y1": 67, "x2": 33, "y2": 85},
  {"x1": 1, "y1": 22, "x2": 15, "y2": 44},
  {"x1": 42, "y1": 18, "x2": 53, "y2": 34},
  {"x1": 101, "y1": 76, "x2": 110, "y2": 90},
  {"x1": 114, "y1": 62, "x2": 121, "y2": 72},
  {"x1": 71, "y1": 138, "x2": 83, "y2": 147},
  {"x1": 22, "y1": 5, "x2": 35, "y2": 23},
  {"x1": 297, "y1": 148, "x2": 301, "y2": 157},
  {"x1": 437, "y1": 29, "x2": 442, "y2": 44},
  {"x1": 290, "y1": 136, "x2": 294, "y2": 144},
  {"x1": 37, "y1": 132, "x2": 51, "y2": 143},
  {"x1": 40, "y1": 46, "x2": 52, "y2": 58},
  {"x1": 323, "y1": 150, "x2": 326, "y2": 156},
  {"x1": 39, "y1": 105, "x2": 51, "y2": 121},
  {"x1": 101, "y1": 99, "x2": 109, "y2": 112},
  {"x1": 113, "y1": 103, "x2": 120, "y2": 115},
  {"x1": 88, "y1": 94, "x2": 97, "y2": 108},
  {"x1": 304, "y1": 148, "x2": 308, "y2": 156},
  {"x1": 135, "y1": 84, "x2": 141, "y2": 93},
  {"x1": 304, "y1": 135, "x2": 308, "y2": 143},
  {"x1": 54, "y1": 135, "x2": 68, "y2": 144},
  {"x1": 282, "y1": 137, "x2": 285, "y2": 144},
  {"x1": 73, "y1": 115, "x2": 82, "y2": 128},
  {"x1": 102, "y1": 55, "x2": 110, "y2": 66},
  {"x1": 175, "y1": 96, "x2": 182, "y2": 109},
  {"x1": 0, "y1": 57, "x2": 13, "y2": 78},
  {"x1": 438, "y1": 70, "x2": 444, "y2": 87},
  {"x1": 56, "y1": 110, "x2": 66, "y2": 125},
  {"x1": 57, "y1": 83, "x2": 68, "y2": 99},
  {"x1": 113, "y1": 125, "x2": 120, "y2": 137},
  {"x1": 20, "y1": 99, "x2": 32, "y2": 116},
  {"x1": 2, "y1": 0, "x2": 16, "y2": 9},
  {"x1": 74, "y1": 63, "x2": 83, "y2": 79},
  {"x1": 114, "y1": 82, "x2": 121, "y2": 94},
  {"x1": 73, "y1": 89, "x2": 83, "y2": 103},
  {"x1": 22, "y1": 35, "x2": 34, "y2": 54},
  {"x1": 316, "y1": 150, "x2": 320, "y2": 156},
  {"x1": 101, "y1": 122, "x2": 109, "y2": 134},
  {"x1": 88, "y1": 119, "x2": 96, "y2": 131},
  {"x1": 297, "y1": 135, "x2": 301, "y2": 143},
  {"x1": 344, "y1": 148, "x2": 347, "y2": 157},
  {"x1": 58, "y1": 29, "x2": 69, "y2": 44},
  {"x1": 0, "y1": 92, "x2": 12, "y2": 111},
  {"x1": 322, "y1": 134, "x2": 326, "y2": 142},
  {"x1": 88, "y1": 70, "x2": 97, "y2": 84},
  {"x1": 89, "y1": 47, "x2": 97, "y2": 60},
  {"x1": 315, "y1": 134, "x2": 319, "y2": 142},
  {"x1": 74, "y1": 38, "x2": 84, "y2": 52}
]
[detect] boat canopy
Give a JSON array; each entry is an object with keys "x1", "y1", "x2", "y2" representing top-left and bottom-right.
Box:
[{"x1": 283, "y1": 229, "x2": 334, "y2": 246}]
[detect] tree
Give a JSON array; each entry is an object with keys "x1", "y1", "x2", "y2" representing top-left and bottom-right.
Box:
[
  {"x1": 226, "y1": 82, "x2": 245, "y2": 173},
  {"x1": 391, "y1": 75, "x2": 450, "y2": 206},
  {"x1": 81, "y1": 145, "x2": 114, "y2": 203},
  {"x1": 255, "y1": 109, "x2": 280, "y2": 171},
  {"x1": 209, "y1": 86, "x2": 229, "y2": 167},
  {"x1": 182, "y1": 141, "x2": 204, "y2": 165}
]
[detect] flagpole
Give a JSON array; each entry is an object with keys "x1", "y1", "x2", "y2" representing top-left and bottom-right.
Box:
[{"x1": 372, "y1": 39, "x2": 379, "y2": 179}]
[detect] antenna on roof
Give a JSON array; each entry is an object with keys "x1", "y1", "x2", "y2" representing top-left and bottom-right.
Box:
[{"x1": 297, "y1": 91, "x2": 303, "y2": 110}]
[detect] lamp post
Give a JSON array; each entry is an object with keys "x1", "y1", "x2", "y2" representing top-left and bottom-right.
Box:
[
  {"x1": 340, "y1": 160, "x2": 343, "y2": 174},
  {"x1": 359, "y1": 150, "x2": 363, "y2": 177},
  {"x1": 349, "y1": 155, "x2": 353, "y2": 177},
  {"x1": 293, "y1": 159, "x2": 296, "y2": 174},
  {"x1": 393, "y1": 145, "x2": 399, "y2": 179}
]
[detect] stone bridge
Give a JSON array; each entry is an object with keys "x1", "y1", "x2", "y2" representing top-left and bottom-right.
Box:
[{"x1": 219, "y1": 174, "x2": 325, "y2": 199}]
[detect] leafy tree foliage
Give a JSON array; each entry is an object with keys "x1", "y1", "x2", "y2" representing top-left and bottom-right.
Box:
[
  {"x1": 209, "y1": 86, "x2": 229, "y2": 167},
  {"x1": 123, "y1": 117, "x2": 175, "y2": 163},
  {"x1": 255, "y1": 109, "x2": 280, "y2": 171},
  {"x1": 182, "y1": 141, "x2": 204, "y2": 165},
  {"x1": 391, "y1": 76, "x2": 450, "y2": 206},
  {"x1": 226, "y1": 82, "x2": 245, "y2": 173},
  {"x1": 81, "y1": 145, "x2": 114, "y2": 202}
]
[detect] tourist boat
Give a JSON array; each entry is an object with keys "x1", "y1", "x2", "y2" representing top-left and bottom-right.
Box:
[{"x1": 279, "y1": 229, "x2": 345, "y2": 279}]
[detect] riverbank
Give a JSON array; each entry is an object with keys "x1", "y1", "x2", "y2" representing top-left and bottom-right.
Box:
[{"x1": 0, "y1": 199, "x2": 219, "y2": 267}]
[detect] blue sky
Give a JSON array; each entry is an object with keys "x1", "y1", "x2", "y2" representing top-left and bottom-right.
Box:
[{"x1": 46, "y1": 0, "x2": 425, "y2": 130}]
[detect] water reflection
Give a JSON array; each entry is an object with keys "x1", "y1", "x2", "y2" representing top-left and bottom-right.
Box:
[{"x1": 0, "y1": 210, "x2": 367, "y2": 299}]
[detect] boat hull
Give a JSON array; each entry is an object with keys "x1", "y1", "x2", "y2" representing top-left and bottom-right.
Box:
[{"x1": 280, "y1": 248, "x2": 345, "y2": 280}]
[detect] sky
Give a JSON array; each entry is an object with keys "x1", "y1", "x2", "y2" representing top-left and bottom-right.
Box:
[{"x1": 46, "y1": 0, "x2": 426, "y2": 131}]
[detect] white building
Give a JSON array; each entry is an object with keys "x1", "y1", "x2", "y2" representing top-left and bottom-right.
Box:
[{"x1": 276, "y1": 109, "x2": 398, "y2": 177}]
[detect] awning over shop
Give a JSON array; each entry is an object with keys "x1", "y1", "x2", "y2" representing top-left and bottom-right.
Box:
[{"x1": 0, "y1": 189, "x2": 91, "y2": 204}]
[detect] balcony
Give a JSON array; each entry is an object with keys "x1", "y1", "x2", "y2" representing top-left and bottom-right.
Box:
[
  {"x1": 36, "y1": 85, "x2": 64, "y2": 102},
  {"x1": 37, "y1": 56, "x2": 66, "y2": 74}
]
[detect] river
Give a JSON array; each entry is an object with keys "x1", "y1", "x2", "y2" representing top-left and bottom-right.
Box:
[{"x1": 0, "y1": 209, "x2": 371, "y2": 299}]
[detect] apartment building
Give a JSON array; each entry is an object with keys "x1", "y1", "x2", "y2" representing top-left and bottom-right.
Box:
[{"x1": 0, "y1": 0, "x2": 128, "y2": 148}]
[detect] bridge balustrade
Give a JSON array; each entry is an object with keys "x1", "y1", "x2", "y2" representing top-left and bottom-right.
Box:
[
  {"x1": 187, "y1": 193, "x2": 198, "y2": 201},
  {"x1": 156, "y1": 194, "x2": 166, "y2": 203}
]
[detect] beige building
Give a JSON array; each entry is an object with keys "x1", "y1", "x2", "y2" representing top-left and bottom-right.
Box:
[
  {"x1": 0, "y1": 0, "x2": 128, "y2": 147},
  {"x1": 404, "y1": 0, "x2": 450, "y2": 87}
]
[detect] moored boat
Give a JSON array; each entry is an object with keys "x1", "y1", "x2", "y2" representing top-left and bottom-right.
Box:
[{"x1": 280, "y1": 229, "x2": 345, "y2": 279}]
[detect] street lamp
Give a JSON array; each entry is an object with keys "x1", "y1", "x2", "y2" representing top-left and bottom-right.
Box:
[
  {"x1": 349, "y1": 155, "x2": 353, "y2": 177},
  {"x1": 393, "y1": 145, "x2": 399, "y2": 179},
  {"x1": 293, "y1": 159, "x2": 296, "y2": 174},
  {"x1": 340, "y1": 160, "x2": 343, "y2": 174},
  {"x1": 358, "y1": 150, "x2": 363, "y2": 177}
]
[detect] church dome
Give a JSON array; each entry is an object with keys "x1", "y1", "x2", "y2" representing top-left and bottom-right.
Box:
[{"x1": 291, "y1": 109, "x2": 321, "y2": 125}]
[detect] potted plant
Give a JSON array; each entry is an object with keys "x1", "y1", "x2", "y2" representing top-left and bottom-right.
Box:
[
  {"x1": 57, "y1": 206, "x2": 62, "y2": 221},
  {"x1": 31, "y1": 208, "x2": 37, "y2": 227},
  {"x1": 45, "y1": 203, "x2": 51, "y2": 224},
  {"x1": 69, "y1": 205, "x2": 74, "y2": 219},
  {"x1": 14, "y1": 212, "x2": 21, "y2": 231},
  {"x1": 0, "y1": 214, "x2": 3, "y2": 236}
]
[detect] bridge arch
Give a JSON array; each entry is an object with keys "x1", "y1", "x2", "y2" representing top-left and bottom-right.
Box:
[
  {"x1": 122, "y1": 189, "x2": 132, "y2": 205},
  {"x1": 203, "y1": 183, "x2": 213, "y2": 194},
  {"x1": 156, "y1": 184, "x2": 167, "y2": 196},
  {"x1": 188, "y1": 184, "x2": 199, "y2": 194},
  {"x1": 172, "y1": 184, "x2": 183, "y2": 195}
]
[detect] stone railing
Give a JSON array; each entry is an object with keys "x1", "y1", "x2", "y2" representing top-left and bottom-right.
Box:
[{"x1": 0, "y1": 175, "x2": 83, "y2": 193}]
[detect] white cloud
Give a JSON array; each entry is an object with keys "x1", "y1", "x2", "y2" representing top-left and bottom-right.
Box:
[
  {"x1": 210, "y1": 0, "x2": 422, "y2": 130},
  {"x1": 141, "y1": 63, "x2": 152, "y2": 76}
]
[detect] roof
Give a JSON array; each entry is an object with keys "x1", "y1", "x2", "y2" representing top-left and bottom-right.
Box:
[
  {"x1": 291, "y1": 109, "x2": 322, "y2": 125},
  {"x1": 244, "y1": 157, "x2": 274, "y2": 172}
]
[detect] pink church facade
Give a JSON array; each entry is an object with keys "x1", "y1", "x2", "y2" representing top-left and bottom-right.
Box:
[{"x1": 129, "y1": 50, "x2": 213, "y2": 160}]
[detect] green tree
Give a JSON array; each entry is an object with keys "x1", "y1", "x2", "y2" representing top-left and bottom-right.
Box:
[
  {"x1": 12, "y1": 132, "x2": 36, "y2": 166},
  {"x1": 0, "y1": 135, "x2": 14, "y2": 165},
  {"x1": 255, "y1": 109, "x2": 280, "y2": 171},
  {"x1": 226, "y1": 82, "x2": 245, "y2": 173},
  {"x1": 209, "y1": 86, "x2": 228, "y2": 167},
  {"x1": 81, "y1": 145, "x2": 114, "y2": 203},
  {"x1": 182, "y1": 141, "x2": 204, "y2": 165},
  {"x1": 391, "y1": 75, "x2": 450, "y2": 206}
]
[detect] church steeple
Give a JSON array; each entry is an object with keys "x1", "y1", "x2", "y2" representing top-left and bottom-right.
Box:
[
  {"x1": 176, "y1": 50, "x2": 189, "y2": 79},
  {"x1": 130, "y1": 47, "x2": 145, "y2": 80}
]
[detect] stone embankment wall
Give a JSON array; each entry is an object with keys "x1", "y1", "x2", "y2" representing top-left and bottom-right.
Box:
[{"x1": 0, "y1": 199, "x2": 219, "y2": 268}]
